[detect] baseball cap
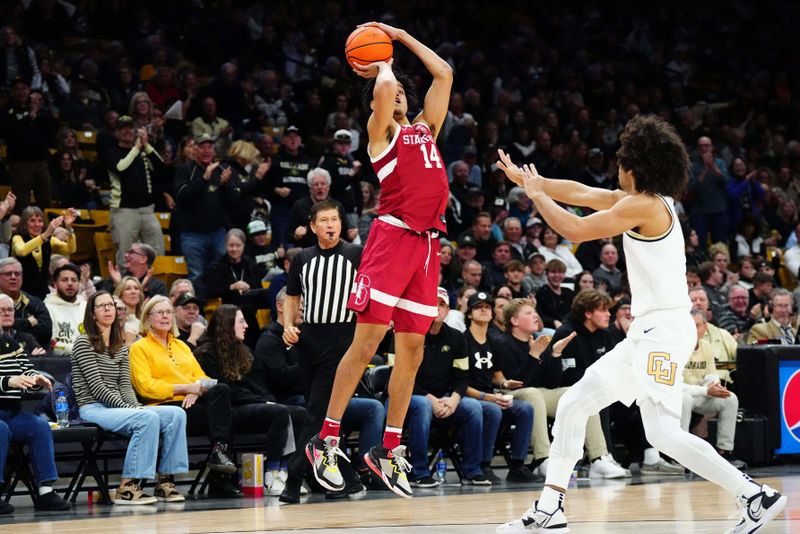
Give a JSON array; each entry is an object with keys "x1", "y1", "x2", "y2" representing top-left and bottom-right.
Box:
[
  {"x1": 285, "y1": 125, "x2": 300, "y2": 135},
  {"x1": 247, "y1": 219, "x2": 269, "y2": 236},
  {"x1": 175, "y1": 292, "x2": 200, "y2": 307},
  {"x1": 333, "y1": 129, "x2": 352, "y2": 142},
  {"x1": 195, "y1": 133, "x2": 214, "y2": 145},
  {"x1": 436, "y1": 287, "x2": 449, "y2": 304},
  {"x1": 588, "y1": 148, "x2": 603, "y2": 158},
  {"x1": 610, "y1": 297, "x2": 631, "y2": 316},
  {"x1": 459, "y1": 235, "x2": 477, "y2": 248},
  {"x1": 465, "y1": 186, "x2": 484, "y2": 199},
  {"x1": 526, "y1": 216, "x2": 543, "y2": 228},
  {"x1": 116, "y1": 115, "x2": 135, "y2": 129},
  {"x1": 467, "y1": 291, "x2": 492, "y2": 310}
]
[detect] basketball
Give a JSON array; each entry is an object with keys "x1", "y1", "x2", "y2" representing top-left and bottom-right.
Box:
[{"x1": 345, "y1": 26, "x2": 393, "y2": 69}]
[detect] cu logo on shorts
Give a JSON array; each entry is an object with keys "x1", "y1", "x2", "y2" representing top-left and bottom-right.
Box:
[
  {"x1": 647, "y1": 352, "x2": 677, "y2": 386},
  {"x1": 353, "y1": 274, "x2": 372, "y2": 307}
]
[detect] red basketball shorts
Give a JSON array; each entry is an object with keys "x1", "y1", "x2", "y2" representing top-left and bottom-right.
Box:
[{"x1": 347, "y1": 218, "x2": 440, "y2": 334}]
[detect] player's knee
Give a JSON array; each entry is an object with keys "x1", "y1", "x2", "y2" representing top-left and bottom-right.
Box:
[{"x1": 642, "y1": 420, "x2": 672, "y2": 452}]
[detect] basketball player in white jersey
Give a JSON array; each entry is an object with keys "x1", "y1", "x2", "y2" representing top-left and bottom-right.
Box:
[{"x1": 495, "y1": 115, "x2": 786, "y2": 534}]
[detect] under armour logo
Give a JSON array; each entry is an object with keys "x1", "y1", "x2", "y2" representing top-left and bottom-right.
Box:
[{"x1": 474, "y1": 350, "x2": 493, "y2": 370}]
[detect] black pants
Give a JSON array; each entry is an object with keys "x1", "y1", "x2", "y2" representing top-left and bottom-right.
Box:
[
  {"x1": 287, "y1": 322, "x2": 356, "y2": 482},
  {"x1": 232, "y1": 402, "x2": 292, "y2": 460},
  {"x1": 165, "y1": 383, "x2": 233, "y2": 444}
]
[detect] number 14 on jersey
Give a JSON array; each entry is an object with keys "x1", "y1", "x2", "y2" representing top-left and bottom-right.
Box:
[{"x1": 420, "y1": 144, "x2": 442, "y2": 169}]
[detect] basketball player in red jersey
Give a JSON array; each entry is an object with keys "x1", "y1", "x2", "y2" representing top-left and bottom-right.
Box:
[{"x1": 301, "y1": 22, "x2": 452, "y2": 498}]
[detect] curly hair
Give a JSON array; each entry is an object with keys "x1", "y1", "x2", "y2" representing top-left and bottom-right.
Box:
[
  {"x1": 195, "y1": 304, "x2": 252, "y2": 381},
  {"x1": 360, "y1": 70, "x2": 418, "y2": 116},
  {"x1": 615, "y1": 115, "x2": 689, "y2": 198}
]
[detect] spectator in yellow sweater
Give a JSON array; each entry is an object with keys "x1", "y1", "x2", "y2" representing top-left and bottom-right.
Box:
[
  {"x1": 129, "y1": 295, "x2": 240, "y2": 496},
  {"x1": 12, "y1": 206, "x2": 77, "y2": 299}
]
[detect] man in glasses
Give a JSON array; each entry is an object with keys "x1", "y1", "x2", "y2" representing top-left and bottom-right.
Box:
[
  {"x1": 100, "y1": 242, "x2": 166, "y2": 298},
  {"x1": 0, "y1": 257, "x2": 52, "y2": 348}
]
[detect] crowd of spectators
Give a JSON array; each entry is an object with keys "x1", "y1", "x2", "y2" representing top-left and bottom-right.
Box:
[{"x1": 1, "y1": 0, "x2": 799, "y2": 513}]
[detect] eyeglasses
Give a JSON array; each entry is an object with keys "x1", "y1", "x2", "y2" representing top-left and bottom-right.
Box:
[
  {"x1": 0, "y1": 271, "x2": 22, "y2": 278},
  {"x1": 126, "y1": 249, "x2": 146, "y2": 257},
  {"x1": 94, "y1": 302, "x2": 116, "y2": 310},
  {"x1": 0, "y1": 307, "x2": 14, "y2": 315},
  {"x1": 150, "y1": 309, "x2": 174, "y2": 317}
]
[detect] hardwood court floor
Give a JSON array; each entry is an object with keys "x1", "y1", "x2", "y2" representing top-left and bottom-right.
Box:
[{"x1": 1, "y1": 474, "x2": 798, "y2": 533}]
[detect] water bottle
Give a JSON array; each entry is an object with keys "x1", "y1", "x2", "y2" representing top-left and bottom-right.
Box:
[
  {"x1": 434, "y1": 452, "x2": 447, "y2": 483},
  {"x1": 55, "y1": 388, "x2": 69, "y2": 428}
]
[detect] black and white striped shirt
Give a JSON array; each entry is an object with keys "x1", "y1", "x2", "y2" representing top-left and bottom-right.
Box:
[
  {"x1": 287, "y1": 241, "x2": 362, "y2": 324},
  {"x1": 0, "y1": 338, "x2": 41, "y2": 410},
  {"x1": 71, "y1": 335, "x2": 141, "y2": 409}
]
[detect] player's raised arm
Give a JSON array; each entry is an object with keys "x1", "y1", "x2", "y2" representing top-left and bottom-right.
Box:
[
  {"x1": 497, "y1": 149, "x2": 626, "y2": 210},
  {"x1": 359, "y1": 22, "x2": 452, "y2": 138},
  {"x1": 354, "y1": 59, "x2": 398, "y2": 151}
]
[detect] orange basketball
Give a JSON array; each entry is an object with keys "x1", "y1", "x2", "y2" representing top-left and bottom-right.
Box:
[{"x1": 345, "y1": 26, "x2": 393, "y2": 69}]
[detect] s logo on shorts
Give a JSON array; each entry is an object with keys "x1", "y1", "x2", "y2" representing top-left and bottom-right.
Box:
[
  {"x1": 353, "y1": 274, "x2": 372, "y2": 307},
  {"x1": 647, "y1": 351, "x2": 677, "y2": 386}
]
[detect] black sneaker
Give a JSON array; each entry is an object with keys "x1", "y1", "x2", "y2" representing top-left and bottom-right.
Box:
[
  {"x1": 363, "y1": 444, "x2": 413, "y2": 498},
  {"x1": 506, "y1": 465, "x2": 539, "y2": 483},
  {"x1": 34, "y1": 490, "x2": 72, "y2": 511},
  {"x1": 326, "y1": 478, "x2": 366, "y2": 499},
  {"x1": 207, "y1": 472, "x2": 241, "y2": 499},
  {"x1": 207, "y1": 442, "x2": 237, "y2": 474},
  {"x1": 409, "y1": 475, "x2": 440, "y2": 488},
  {"x1": 720, "y1": 451, "x2": 748, "y2": 471},
  {"x1": 0, "y1": 500, "x2": 13, "y2": 515},
  {"x1": 462, "y1": 473, "x2": 492, "y2": 486},
  {"x1": 278, "y1": 477, "x2": 301, "y2": 504},
  {"x1": 482, "y1": 465, "x2": 502, "y2": 483}
]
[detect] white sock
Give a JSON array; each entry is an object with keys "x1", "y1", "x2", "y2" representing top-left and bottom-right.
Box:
[
  {"x1": 538, "y1": 486, "x2": 564, "y2": 513},
  {"x1": 643, "y1": 448, "x2": 660, "y2": 465},
  {"x1": 38, "y1": 485, "x2": 54, "y2": 496},
  {"x1": 734, "y1": 473, "x2": 761, "y2": 499}
]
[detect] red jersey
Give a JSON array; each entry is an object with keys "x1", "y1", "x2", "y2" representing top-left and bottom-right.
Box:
[{"x1": 370, "y1": 122, "x2": 449, "y2": 233}]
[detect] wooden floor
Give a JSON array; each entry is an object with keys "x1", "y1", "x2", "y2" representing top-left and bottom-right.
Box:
[{"x1": 1, "y1": 475, "x2": 798, "y2": 533}]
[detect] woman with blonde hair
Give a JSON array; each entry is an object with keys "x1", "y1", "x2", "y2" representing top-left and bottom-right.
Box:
[
  {"x1": 114, "y1": 276, "x2": 144, "y2": 337},
  {"x1": 12, "y1": 206, "x2": 77, "y2": 299},
  {"x1": 128, "y1": 92, "x2": 164, "y2": 146},
  {"x1": 129, "y1": 295, "x2": 241, "y2": 497},
  {"x1": 221, "y1": 140, "x2": 271, "y2": 230}
]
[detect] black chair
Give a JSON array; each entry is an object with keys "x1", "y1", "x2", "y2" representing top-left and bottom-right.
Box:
[{"x1": 359, "y1": 365, "x2": 392, "y2": 402}]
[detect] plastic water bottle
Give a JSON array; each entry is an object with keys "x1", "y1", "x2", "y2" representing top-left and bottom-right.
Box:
[
  {"x1": 434, "y1": 452, "x2": 447, "y2": 483},
  {"x1": 55, "y1": 388, "x2": 69, "y2": 428}
]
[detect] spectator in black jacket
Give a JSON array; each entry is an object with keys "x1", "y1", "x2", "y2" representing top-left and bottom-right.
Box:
[
  {"x1": 0, "y1": 258, "x2": 52, "y2": 348},
  {"x1": 265, "y1": 126, "x2": 313, "y2": 248},
  {"x1": 286, "y1": 168, "x2": 357, "y2": 248},
  {"x1": 535, "y1": 259, "x2": 575, "y2": 329},
  {"x1": 104, "y1": 115, "x2": 166, "y2": 267},
  {"x1": 174, "y1": 292, "x2": 206, "y2": 348},
  {"x1": 254, "y1": 287, "x2": 305, "y2": 405},
  {"x1": 0, "y1": 332, "x2": 71, "y2": 515},
  {"x1": 403, "y1": 287, "x2": 490, "y2": 487},
  {"x1": 2, "y1": 79, "x2": 54, "y2": 213},
  {"x1": 174, "y1": 133, "x2": 238, "y2": 296},
  {"x1": 204, "y1": 229, "x2": 265, "y2": 348},
  {"x1": 0, "y1": 26, "x2": 39, "y2": 87},
  {"x1": 194, "y1": 304, "x2": 306, "y2": 497},
  {"x1": 318, "y1": 129, "x2": 362, "y2": 223},
  {"x1": 220, "y1": 140, "x2": 271, "y2": 231}
]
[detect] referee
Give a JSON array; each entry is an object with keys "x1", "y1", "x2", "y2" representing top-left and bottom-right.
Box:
[{"x1": 280, "y1": 199, "x2": 364, "y2": 502}]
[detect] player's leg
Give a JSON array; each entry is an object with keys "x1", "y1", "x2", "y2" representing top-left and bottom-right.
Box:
[
  {"x1": 306, "y1": 322, "x2": 387, "y2": 491},
  {"x1": 497, "y1": 342, "x2": 635, "y2": 533},
  {"x1": 639, "y1": 398, "x2": 786, "y2": 533}
]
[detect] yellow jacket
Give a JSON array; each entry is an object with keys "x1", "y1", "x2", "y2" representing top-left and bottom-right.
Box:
[
  {"x1": 12, "y1": 233, "x2": 77, "y2": 268},
  {"x1": 129, "y1": 332, "x2": 208, "y2": 405}
]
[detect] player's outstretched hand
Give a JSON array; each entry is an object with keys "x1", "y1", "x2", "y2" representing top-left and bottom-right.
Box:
[
  {"x1": 496, "y1": 149, "x2": 525, "y2": 187},
  {"x1": 357, "y1": 21, "x2": 404, "y2": 40},
  {"x1": 352, "y1": 58, "x2": 393, "y2": 79}
]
